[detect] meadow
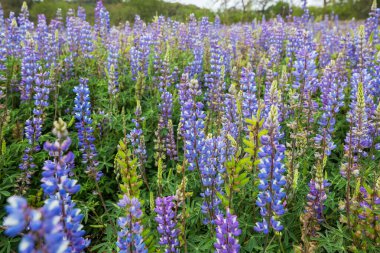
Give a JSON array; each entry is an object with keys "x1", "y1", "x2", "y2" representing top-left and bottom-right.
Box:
[{"x1": 0, "y1": 0, "x2": 380, "y2": 252}]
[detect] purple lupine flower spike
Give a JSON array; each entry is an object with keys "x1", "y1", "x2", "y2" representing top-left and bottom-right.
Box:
[
  {"x1": 3, "y1": 196, "x2": 68, "y2": 253},
  {"x1": 214, "y1": 209, "x2": 241, "y2": 253},
  {"x1": 181, "y1": 79, "x2": 206, "y2": 171},
  {"x1": 199, "y1": 135, "x2": 226, "y2": 224},
  {"x1": 107, "y1": 39, "x2": 119, "y2": 96},
  {"x1": 240, "y1": 66, "x2": 258, "y2": 121},
  {"x1": 117, "y1": 195, "x2": 147, "y2": 253},
  {"x1": 19, "y1": 72, "x2": 51, "y2": 190},
  {"x1": 155, "y1": 196, "x2": 180, "y2": 253},
  {"x1": 41, "y1": 118, "x2": 90, "y2": 252},
  {"x1": 21, "y1": 36, "x2": 39, "y2": 101},
  {"x1": 73, "y1": 78, "x2": 103, "y2": 181},
  {"x1": 128, "y1": 101, "x2": 147, "y2": 171},
  {"x1": 255, "y1": 105, "x2": 286, "y2": 234}
]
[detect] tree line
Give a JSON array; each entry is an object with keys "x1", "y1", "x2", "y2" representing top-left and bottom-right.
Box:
[{"x1": 0, "y1": 0, "x2": 378, "y2": 25}]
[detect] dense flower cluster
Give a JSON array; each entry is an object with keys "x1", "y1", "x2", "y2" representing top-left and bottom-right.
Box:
[
  {"x1": 341, "y1": 82, "x2": 370, "y2": 178},
  {"x1": 4, "y1": 196, "x2": 67, "y2": 253},
  {"x1": 117, "y1": 195, "x2": 147, "y2": 253},
  {"x1": 181, "y1": 79, "x2": 205, "y2": 171},
  {"x1": 155, "y1": 196, "x2": 180, "y2": 253},
  {"x1": 240, "y1": 66, "x2": 258, "y2": 121},
  {"x1": 19, "y1": 72, "x2": 51, "y2": 188},
  {"x1": 199, "y1": 135, "x2": 226, "y2": 224},
  {"x1": 2, "y1": 1, "x2": 380, "y2": 252},
  {"x1": 214, "y1": 209, "x2": 241, "y2": 253},
  {"x1": 73, "y1": 78, "x2": 102, "y2": 181},
  {"x1": 41, "y1": 118, "x2": 89, "y2": 252},
  {"x1": 255, "y1": 105, "x2": 286, "y2": 234}
]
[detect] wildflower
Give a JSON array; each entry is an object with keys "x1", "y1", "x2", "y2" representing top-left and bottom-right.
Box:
[
  {"x1": 255, "y1": 105, "x2": 286, "y2": 234},
  {"x1": 155, "y1": 196, "x2": 180, "y2": 253},
  {"x1": 3, "y1": 196, "x2": 68, "y2": 253},
  {"x1": 117, "y1": 195, "x2": 147, "y2": 253},
  {"x1": 73, "y1": 78, "x2": 102, "y2": 181},
  {"x1": 214, "y1": 209, "x2": 241, "y2": 253}
]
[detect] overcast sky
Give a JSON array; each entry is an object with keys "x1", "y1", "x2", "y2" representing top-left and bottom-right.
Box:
[{"x1": 166, "y1": 0, "x2": 323, "y2": 10}]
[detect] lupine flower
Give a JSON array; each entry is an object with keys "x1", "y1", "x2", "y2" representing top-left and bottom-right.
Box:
[
  {"x1": 159, "y1": 91, "x2": 173, "y2": 128},
  {"x1": 240, "y1": 66, "x2": 258, "y2": 121},
  {"x1": 18, "y1": 2, "x2": 33, "y2": 41},
  {"x1": 302, "y1": 178, "x2": 330, "y2": 236},
  {"x1": 6, "y1": 14, "x2": 21, "y2": 57},
  {"x1": 366, "y1": 1, "x2": 380, "y2": 45},
  {"x1": 255, "y1": 105, "x2": 286, "y2": 233},
  {"x1": 95, "y1": 0, "x2": 110, "y2": 40},
  {"x1": 130, "y1": 46, "x2": 141, "y2": 79},
  {"x1": 21, "y1": 35, "x2": 39, "y2": 101},
  {"x1": 354, "y1": 181, "x2": 380, "y2": 241},
  {"x1": 301, "y1": 60, "x2": 346, "y2": 234},
  {"x1": 41, "y1": 118, "x2": 90, "y2": 252},
  {"x1": 0, "y1": 34, "x2": 5, "y2": 82},
  {"x1": 155, "y1": 196, "x2": 180, "y2": 253},
  {"x1": 292, "y1": 32, "x2": 318, "y2": 125},
  {"x1": 222, "y1": 92, "x2": 239, "y2": 158},
  {"x1": 158, "y1": 89, "x2": 177, "y2": 160},
  {"x1": 181, "y1": 79, "x2": 206, "y2": 171},
  {"x1": 66, "y1": 9, "x2": 78, "y2": 53},
  {"x1": 73, "y1": 78, "x2": 102, "y2": 181},
  {"x1": 36, "y1": 15, "x2": 49, "y2": 63},
  {"x1": 200, "y1": 135, "x2": 226, "y2": 224},
  {"x1": 177, "y1": 73, "x2": 191, "y2": 132},
  {"x1": 130, "y1": 32, "x2": 151, "y2": 79},
  {"x1": 77, "y1": 6, "x2": 86, "y2": 21},
  {"x1": 158, "y1": 54, "x2": 172, "y2": 92},
  {"x1": 187, "y1": 14, "x2": 198, "y2": 50},
  {"x1": 0, "y1": 3, "x2": 4, "y2": 34},
  {"x1": 315, "y1": 59, "x2": 346, "y2": 158},
  {"x1": 79, "y1": 21, "x2": 93, "y2": 59},
  {"x1": 214, "y1": 209, "x2": 241, "y2": 253},
  {"x1": 117, "y1": 195, "x2": 147, "y2": 253},
  {"x1": 191, "y1": 41, "x2": 204, "y2": 79},
  {"x1": 128, "y1": 101, "x2": 147, "y2": 173},
  {"x1": 3, "y1": 196, "x2": 68, "y2": 253},
  {"x1": 341, "y1": 82, "x2": 370, "y2": 178},
  {"x1": 139, "y1": 35, "x2": 152, "y2": 77},
  {"x1": 107, "y1": 41, "x2": 119, "y2": 96},
  {"x1": 166, "y1": 119, "x2": 177, "y2": 160},
  {"x1": 19, "y1": 72, "x2": 51, "y2": 189},
  {"x1": 205, "y1": 34, "x2": 225, "y2": 115},
  {"x1": 264, "y1": 80, "x2": 282, "y2": 122}
]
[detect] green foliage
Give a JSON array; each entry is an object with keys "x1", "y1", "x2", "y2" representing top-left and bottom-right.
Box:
[
  {"x1": 115, "y1": 137, "x2": 142, "y2": 199},
  {"x1": 219, "y1": 136, "x2": 251, "y2": 210},
  {"x1": 244, "y1": 111, "x2": 266, "y2": 168}
]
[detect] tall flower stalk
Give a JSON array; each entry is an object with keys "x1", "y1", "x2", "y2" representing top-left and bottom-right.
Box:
[
  {"x1": 340, "y1": 82, "x2": 370, "y2": 228},
  {"x1": 155, "y1": 196, "x2": 180, "y2": 253},
  {"x1": 19, "y1": 72, "x2": 51, "y2": 192},
  {"x1": 41, "y1": 118, "x2": 89, "y2": 252},
  {"x1": 255, "y1": 105, "x2": 286, "y2": 234}
]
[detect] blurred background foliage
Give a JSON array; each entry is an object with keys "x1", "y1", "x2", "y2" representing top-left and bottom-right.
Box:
[{"x1": 0, "y1": 0, "x2": 378, "y2": 25}]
